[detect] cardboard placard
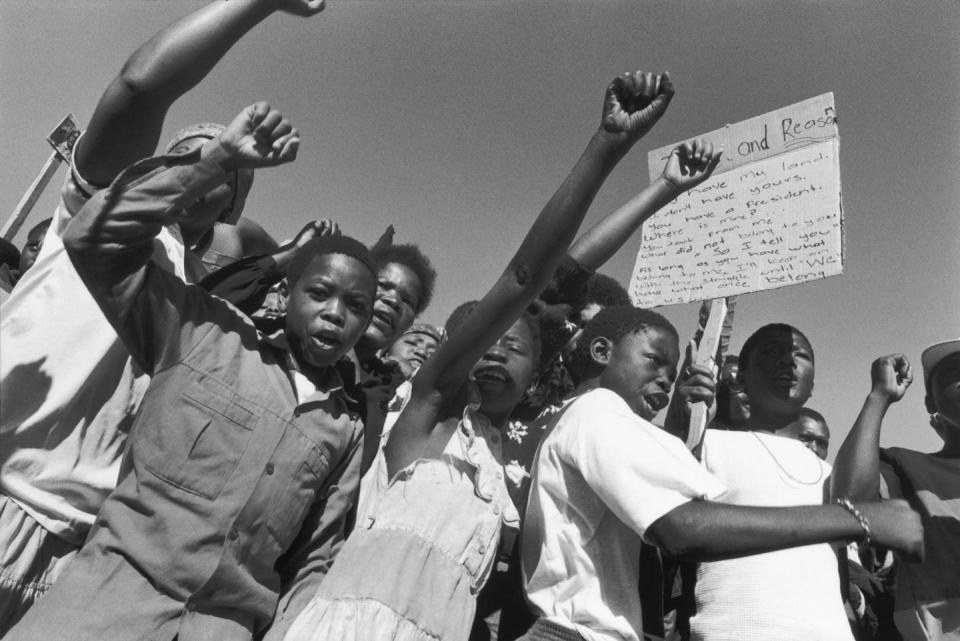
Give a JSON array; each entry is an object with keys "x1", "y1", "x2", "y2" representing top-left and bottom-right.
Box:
[{"x1": 630, "y1": 93, "x2": 842, "y2": 307}]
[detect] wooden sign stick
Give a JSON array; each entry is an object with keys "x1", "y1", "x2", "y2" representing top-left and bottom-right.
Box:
[
  {"x1": 685, "y1": 297, "x2": 727, "y2": 450},
  {"x1": 2, "y1": 115, "x2": 80, "y2": 241}
]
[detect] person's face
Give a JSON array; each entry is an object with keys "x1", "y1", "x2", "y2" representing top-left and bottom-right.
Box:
[
  {"x1": 929, "y1": 352, "x2": 960, "y2": 428},
  {"x1": 598, "y1": 326, "x2": 680, "y2": 421},
  {"x1": 284, "y1": 253, "x2": 375, "y2": 369},
  {"x1": 741, "y1": 329, "x2": 814, "y2": 416},
  {"x1": 470, "y1": 318, "x2": 538, "y2": 417},
  {"x1": 19, "y1": 227, "x2": 46, "y2": 274},
  {"x1": 793, "y1": 416, "x2": 830, "y2": 460},
  {"x1": 717, "y1": 362, "x2": 750, "y2": 427},
  {"x1": 363, "y1": 262, "x2": 423, "y2": 351},
  {"x1": 385, "y1": 332, "x2": 439, "y2": 377}
]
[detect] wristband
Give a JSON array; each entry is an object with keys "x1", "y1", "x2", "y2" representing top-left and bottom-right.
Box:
[{"x1": 836, "y1": 497, "x2": 872, "y2": 545}]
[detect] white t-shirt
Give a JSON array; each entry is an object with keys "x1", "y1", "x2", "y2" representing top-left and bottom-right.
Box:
[
  {"x1": 0, "y1": 161, "x2": 188, "y2": 544},
  {"x1": 691, "y1": 429, "x2": 852, "y2": 641},
  {"x1": 522, "y1": 388, "x2": 726, "y2": 641}
]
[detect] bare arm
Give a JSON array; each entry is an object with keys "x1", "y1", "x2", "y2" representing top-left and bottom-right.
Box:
[
  {"x1": 569, "y1": 137, "x2": 721, "y2": 271},
  {"x1": 831, "y1": 354, "x2": 913, "y2": 501},
  {"x1": 386, "y1": 72, "x2": 674, "y2": 473},
  {"x1": 646, "y1": 498, "x2": 924, "y2": 562},
  {"x1": 76, "y1": 0, "x2": 323, "y2": 187}
]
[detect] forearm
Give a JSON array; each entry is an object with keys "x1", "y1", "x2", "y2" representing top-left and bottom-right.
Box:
[
  {"x1": 568, "y1": 176, "x2": 678, "y2": 271},
  {"x1": 647, "y1": 500, "x2": 864, "y2": 562},
  {"x1": 512, "y1": 130, "x2": 632, "y2": 290},
  {"x1": 64, "y1": 146, "x2": 232, "y2": 321},
  {"x1": 78, "y1": 0, "x2": 276, "y2": 185},
  {"x1": 831, "y1": 392, "x2": 889, "y2": 501}
]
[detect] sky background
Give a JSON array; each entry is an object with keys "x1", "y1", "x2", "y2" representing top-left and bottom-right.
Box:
[{"x1": 3, "y1": 1, "x2": 958, "y2": 459}]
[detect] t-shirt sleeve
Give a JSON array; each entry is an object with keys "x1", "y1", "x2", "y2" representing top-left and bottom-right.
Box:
[{"x1": 560, "y1": 390, "x2": 726, "y2": 539}]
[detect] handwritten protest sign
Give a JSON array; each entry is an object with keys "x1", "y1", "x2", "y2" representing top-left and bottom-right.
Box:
[{"x1": 629, "y1": 93, "x2": 842, "y2": 307}]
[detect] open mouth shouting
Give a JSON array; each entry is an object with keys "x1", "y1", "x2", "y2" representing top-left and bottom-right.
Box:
[
  {"x1": 473, "y1": 365, "x2": 513, "y2": 387},
  {"x1": 640, "y1": 391, "x2": 670, "y2": 416},
  {"x1": 308, "y1": 328, "x2": 343, "y2": 353}
]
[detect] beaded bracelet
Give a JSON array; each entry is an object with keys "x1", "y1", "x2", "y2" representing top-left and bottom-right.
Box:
[{"x1": 836, "y1": 497, "x2": 872, "y2": 545}]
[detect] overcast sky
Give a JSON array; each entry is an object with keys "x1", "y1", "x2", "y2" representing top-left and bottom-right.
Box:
[{"x1": 3, "y1": 0, "x2": 958, "y2": 457}]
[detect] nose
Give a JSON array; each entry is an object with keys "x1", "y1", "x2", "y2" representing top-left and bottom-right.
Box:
[
  {"x1": 320, "y1": 298, "x2": 345, "y2": 327},
  {"x1": 379, "y1": 289, "x2": 401, "y2": 313},
  {"x1": 483, "y1": 343, "x2": 508, "y2": 364}
]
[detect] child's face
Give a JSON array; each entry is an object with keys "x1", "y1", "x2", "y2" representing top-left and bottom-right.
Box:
[
  {"x1": 741, "y1": 328, "x2": 814, "y2": 416},
  {"x1": 599, "y1": 326, "x2": 680, "y2": 421},
  {"x1": 364, "y1": 262, "x2": 423, "y2": 351},
  {"x1": 471, "y1": 318, "x2": 538, "y2": 416},
  {"x1": 930, "y1": 352, "x2": 960, "y2": 427},
  {"x1": 385, "y1": 332, "x2": 439, "y2": 376},
  {"x1": 19, "y1": 227, "x2": 46, "y2": 274},
  {"x1": 284, "y1": 253, "x2": 375, "y2": 369},
  {"x1": 792, "y1": 416, "x2": 829, "y2": 460}
]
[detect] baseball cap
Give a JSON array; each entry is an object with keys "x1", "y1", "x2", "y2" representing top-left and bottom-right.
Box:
[{"x1": 921, "y1": 339, "x2": 960, "y2": 385}]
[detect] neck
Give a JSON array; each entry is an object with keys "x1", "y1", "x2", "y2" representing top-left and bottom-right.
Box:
[{"x1": 745, "y1": 407, "x2": 799, "y2": 434}]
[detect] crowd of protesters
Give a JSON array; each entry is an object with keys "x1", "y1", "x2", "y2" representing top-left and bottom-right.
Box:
[{"x1": 1, "y1": 2, "x2": 956, "y2": 641}]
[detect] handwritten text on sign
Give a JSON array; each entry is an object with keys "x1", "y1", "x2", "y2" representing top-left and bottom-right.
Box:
[{"x1": 629, "y1": 93, "x2": 842, "y2": 307}]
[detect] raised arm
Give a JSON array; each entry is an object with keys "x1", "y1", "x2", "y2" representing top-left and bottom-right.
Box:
[
  {"x1": 423, "y1": 72, "x2": 673, "y2": 395},
  {"x1": 386, "y1": 72, "x2": 673, "y2": 468},
  {"x1": 76, "y1": 0, "x2": 323, "y2": 187},
  {"x1": 569, "y1": 137, "x2": 722, "y2": 271},
  {"x1": 831, "y1": 354, "x2": 913, "y2": 501},
  {"x1": 64, "y1": 102, "x2": 299, "y2": 370}
]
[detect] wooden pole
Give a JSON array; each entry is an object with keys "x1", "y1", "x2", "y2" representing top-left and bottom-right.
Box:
[
  {"x1": 685, "y1": 297, "x2": 727, "y2": 450},
  {"x1": 2, "y1": 114, "x2": 79, "y2": 241},
  {"x1": 1, "y1": 153, "x2": 62, "y2": 241}
]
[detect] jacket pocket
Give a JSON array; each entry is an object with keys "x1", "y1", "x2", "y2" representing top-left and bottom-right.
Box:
[{"x1": 140, "y1": 381, "x2": 256, "y2": 500}]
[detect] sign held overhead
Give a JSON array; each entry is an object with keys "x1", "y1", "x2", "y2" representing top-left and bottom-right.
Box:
[{"x1": 629, "y1": 93, "x2": 842, "y2": 308}]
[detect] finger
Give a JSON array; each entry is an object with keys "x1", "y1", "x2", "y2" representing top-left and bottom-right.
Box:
[
  {"x1": 256, "y1": 109, "x2": 284, "y2": 141},
  {"x1": 274, "y1": 133, "x2": 300, "y2": 163},
  {"x1": 658, "y1": 71, "x2": 675, "y2": 97},
  {"x1": 247, "y1": 101, "x2": 270, "y2": 129},
  {"x1": 270, "y1": 120, "x2": 295, "y2": 150},
  {"x1": 706, "y1": 148, "x2": 723, "y2": 173}
]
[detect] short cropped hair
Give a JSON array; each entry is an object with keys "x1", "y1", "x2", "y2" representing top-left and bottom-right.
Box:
[
  {"x1": 27, "y1": 218, "x2": 52, "y2": 238},
  {"x1": 799, "y1": 407, "x2": 828, "y2": 428},
  {"x1": 445, "y1": 300, "x2": 542, "y2": 367},
  {"x1": 585, "y1": 272, "x2": 631, "y2": 308},
  {"x1": 739, "y1": 323, "x2": 814, "y2": 369},
  {"x1": 568, "y1": 305, "x2": 678, "y2": 384},
  {"x1": 370, "y1": 243, "x2": 436, "y2": 314},
  {"x1": 286, "y1": 235, "x2": 377, "y2": 287}
]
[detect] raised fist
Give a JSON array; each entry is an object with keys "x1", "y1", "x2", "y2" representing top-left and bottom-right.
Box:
[
  {"x1": 601, "y1": 70, "x2": 674, "y2": 142},
  {"x1": 213, "y1": 101, "x2": 300, "y2": 170}
]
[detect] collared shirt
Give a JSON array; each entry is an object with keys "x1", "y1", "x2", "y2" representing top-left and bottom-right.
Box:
[
  {"x1": 522, "y1": 388, "x2": 725, "y2": 641},
  {"x1": 5, "y1": 147, "x2": 363, "y2": 641}
]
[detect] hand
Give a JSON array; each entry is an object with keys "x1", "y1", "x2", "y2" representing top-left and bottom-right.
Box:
[
  {"x1": 662, "y1": 138, "x2": 723, "y2": 192},
  {"x1": 213, "y1": 102, "x2": 300, "y2": 170},
  {"x1": 869, "y1": 354, "x2": 913, "y2": 403},
  {"x1": 857, "y1": 499, "x2": 924, "y2": 562},
  {"x1": 269, "y1": 0, "x2": 326, "y2": 17},
  {"x1": 292, "y1": 219, "x2": 341, "y2": 249},
  {"x1": 677, "y1": 338, "x2": 718, "y2": 411},
  {"x1": 600, "y1": 71, "x2": 674, "y2": 143}
]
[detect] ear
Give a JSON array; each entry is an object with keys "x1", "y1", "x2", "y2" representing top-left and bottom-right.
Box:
[
  {"x1": 590, "y1": 336, "x2": 613, "y2": 367},
  {"x1": 925, "y1": 393, "x2": 937, "y2": 414},
  {"x1": 276, "y1": 278, "x2": 289, "y2": 312},
  {"x1": 525, "y1": 372, "x2": 541, "y2": 396}
]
